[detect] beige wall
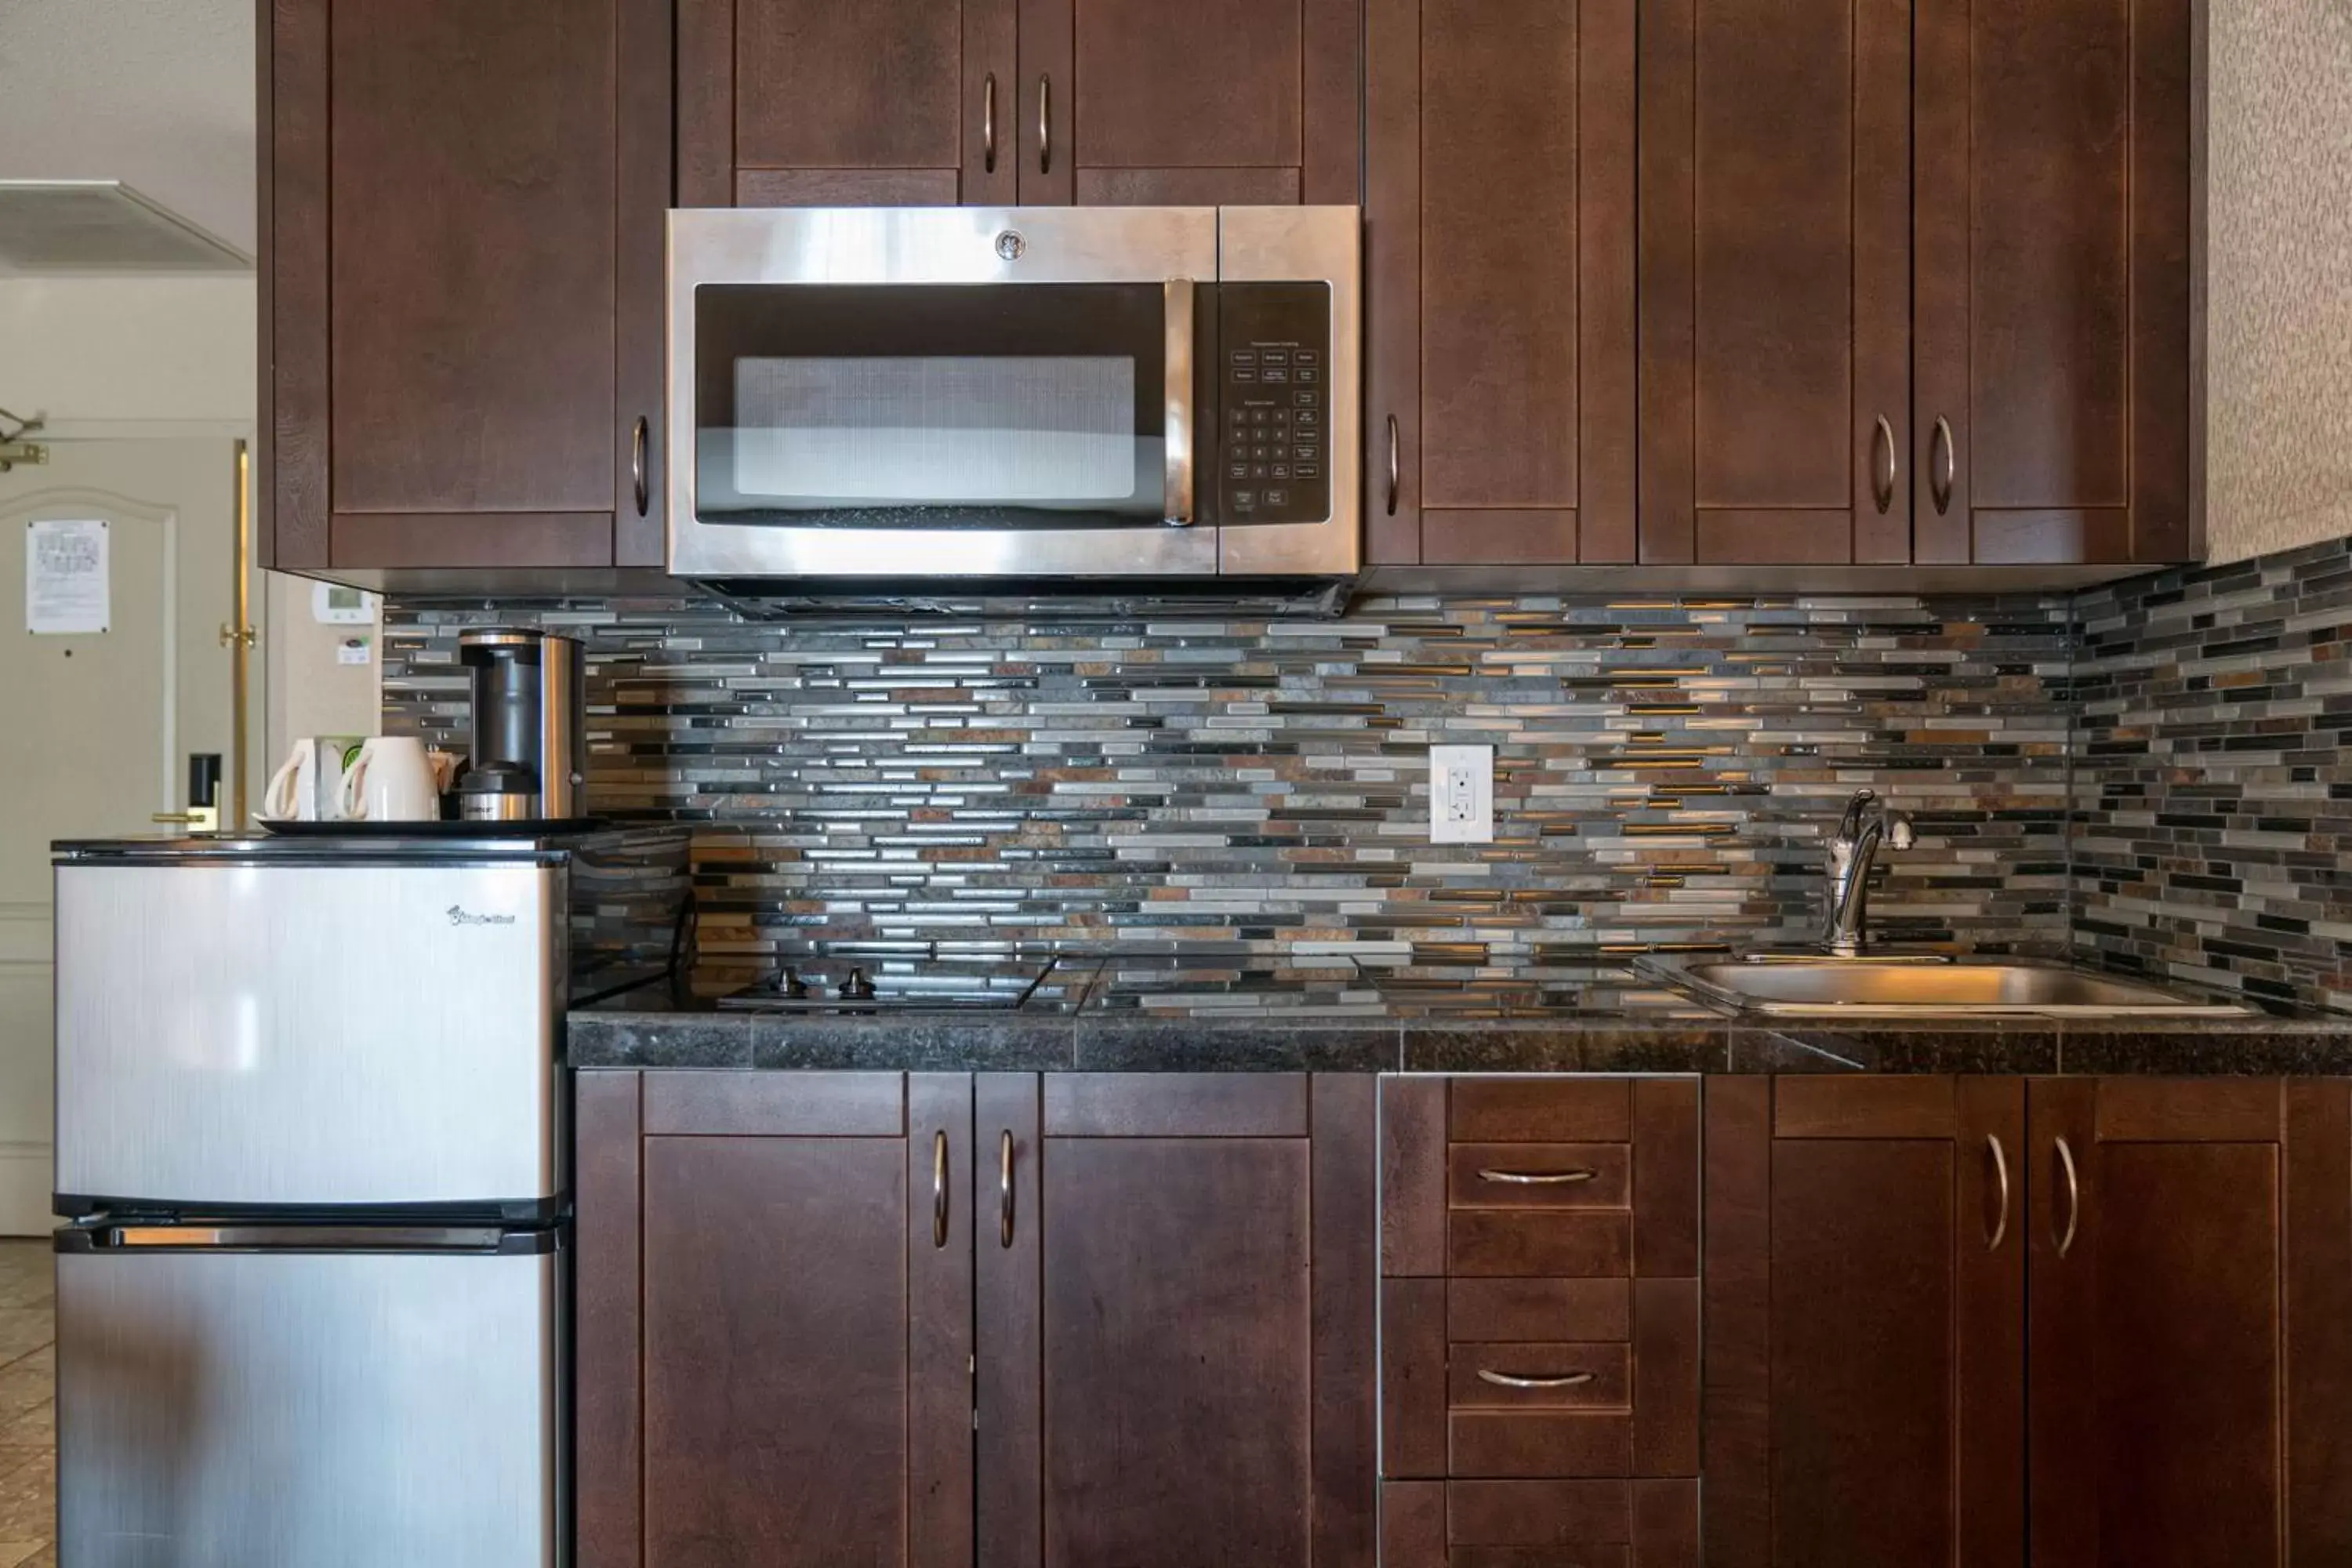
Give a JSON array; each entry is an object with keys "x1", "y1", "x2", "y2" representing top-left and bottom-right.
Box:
[
  {"x1": 2205, "y1": 1, "x2": 2352, "y2": 563},
  {"x1": 0, "y1": 277, "x2": 256, "y2": 430}
]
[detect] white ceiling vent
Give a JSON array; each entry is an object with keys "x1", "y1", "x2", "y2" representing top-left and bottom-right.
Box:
[{"x1": 0, "y1": 180, "x2": 252, "y2": 275}]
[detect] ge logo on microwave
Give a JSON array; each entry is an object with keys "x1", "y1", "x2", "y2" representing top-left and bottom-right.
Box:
[{"x1": 995, "y1": 230, "x2": 1025, "y2": 261}]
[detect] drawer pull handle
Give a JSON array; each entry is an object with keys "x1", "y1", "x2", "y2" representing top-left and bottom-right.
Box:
[
  {"x1": 1477, "y1": 1167, "x2": 1596, "y2": 1185},
  {"x1": 1477, "y1": 1368, "x2": 1595, "y2": 1391}
]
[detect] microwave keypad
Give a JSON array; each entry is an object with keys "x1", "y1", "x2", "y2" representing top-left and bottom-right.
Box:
[{"x1": 1219, "y1": 284, "x2": 1330, "y2": 524}]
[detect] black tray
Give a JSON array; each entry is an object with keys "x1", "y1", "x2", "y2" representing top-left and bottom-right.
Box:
[{"x1": 257, "y1": 818, "x2": 608, "y2": 838}]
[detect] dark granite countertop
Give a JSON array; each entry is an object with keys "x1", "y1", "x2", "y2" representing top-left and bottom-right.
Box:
[{"x1": 569, "y1": 955, "x2": 2352, "y2": 1077}]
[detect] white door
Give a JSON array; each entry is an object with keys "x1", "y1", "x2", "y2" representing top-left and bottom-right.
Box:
[{"x1": 0, "y1": 437, "x2": 260, "y2": 1233}]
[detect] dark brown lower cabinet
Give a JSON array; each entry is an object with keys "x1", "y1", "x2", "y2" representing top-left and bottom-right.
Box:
[
  {"x1": 977, "y1": 1071, "x2": 1376, "y2": 1567},
  {"x1": 576, "y1": 1069, "x2": 1376, "y2": 1568},
  {"x1": 575, "y1": 1069, "x2": 974, "y2": 1568},
  {"x1": 1379, "y1": 1076, "x2": 1701, "y2": 1568},
  {"x1": 1703, "y1": 1076, "x2": 2352, "y2": 1568}
]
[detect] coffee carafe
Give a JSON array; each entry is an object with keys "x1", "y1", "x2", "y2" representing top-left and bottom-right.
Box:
[{"x1": 456, "y1": 629, "x2": 587, "y2": 821}]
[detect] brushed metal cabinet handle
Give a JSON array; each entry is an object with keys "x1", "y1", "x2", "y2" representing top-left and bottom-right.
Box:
[
  {"x1": 999, "y1": 1128, "x2": 1016, "y2": 1248},
  {"x1": 1930, "y1": 415, "x2": 1955, "y2": 515},
  {"x1": 1871, "y1": 414, "x2": 1896, "y2": 514},
  {"x1": 2053, "y1": 1135, "x2": 2082, "y2": 1259},
  {"x1": 1478, "y1": 1167, "x2": 1597, "y2": 1186},
  {"x1": 931, "y1": 1130, "x2": 949, "y2": 1249},
  {"x1": 982, "y1": 73, "x2": 997, "y2": 173},
  {"x1": 1163, "y1": 278, "x2": 1196, "y2": 525},
  {"x1": 1986, "y1": 1133, "x2": 2010, "y2": 1253},
  {"x1": 1385, "y1": 414, "x2": 1400, "y2": 516},
  {"x1": 1477, "y1": 1369, "x2": 1595, "y2": 1391},
  {"x1": 1037, "y1": 74, "x2": 1051, "y2": 175},
  {"x1": 631, "y1": 416, "x2": 649, "y2": 517}
]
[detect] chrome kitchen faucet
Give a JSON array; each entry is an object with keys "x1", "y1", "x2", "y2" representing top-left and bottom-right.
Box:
[{"x1": 1824, "y1": 788, "x2": 1915, "y2": 957}]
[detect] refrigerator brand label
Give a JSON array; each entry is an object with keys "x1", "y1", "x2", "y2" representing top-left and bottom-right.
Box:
[{"x1": 447, "y1": 906, "x2": 518, "y2": 927}]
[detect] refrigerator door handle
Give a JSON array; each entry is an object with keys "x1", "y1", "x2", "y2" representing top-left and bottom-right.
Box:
[{"x1": 68, "y1": 1224, "x2": 551, "y2": 1255}]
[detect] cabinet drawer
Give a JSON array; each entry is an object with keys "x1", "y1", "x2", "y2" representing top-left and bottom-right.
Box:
[
  {"x1": 1450, "y1": 1211, "x2": 1632, "y2": 1276},
  {"x1": 1454, "y1": 1549, "x2": 1627, "y2": 1568},
  {"x1": 1449, "y1": 1145, "x2": 1630, "y2": 1210},
  {"x1": 1450, "y1": 1479, "x2": 1630, "y2": 1547},
  {"x1": 1451, "y1": 1412, "x2": 1632, "y2": 1479},
  {"x1": 1450, "y1": 1343, "x2": 1630, "y2": 1410},
  {"x1": 1450, "y1": 1080, "x2": 1632, "y2": 1143},
  {"x1": 1449, "y1": 1279, "x2": 1631, "y2": 1342}
]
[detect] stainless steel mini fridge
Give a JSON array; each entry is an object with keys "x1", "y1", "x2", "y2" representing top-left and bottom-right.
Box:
[{"x1": 49, "y1": 829, "x2": 688, "y2": 1568}]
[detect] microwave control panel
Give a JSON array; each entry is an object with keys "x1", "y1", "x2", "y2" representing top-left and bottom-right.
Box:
[{"x1": 1218, "y1": 283, "x2": 1330, "y2": 525}]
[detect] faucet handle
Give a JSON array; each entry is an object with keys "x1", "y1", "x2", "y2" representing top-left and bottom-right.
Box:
[
  {"x1": 1834, "y1": 788, "x2": 1877, "y2": 845},
  {"x1": 1886, "y1": 812, "x2": 1915, "y2": 851}
]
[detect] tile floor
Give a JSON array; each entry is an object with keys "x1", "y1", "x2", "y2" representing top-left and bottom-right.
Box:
[{"x1": 0, "y1": 1240, "x2": 54, "y2": 1567}]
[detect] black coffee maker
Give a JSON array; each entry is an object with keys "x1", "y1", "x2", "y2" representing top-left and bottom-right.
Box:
[{"x1": 456, "y1": 629, "x2": 588, "y2": 821}]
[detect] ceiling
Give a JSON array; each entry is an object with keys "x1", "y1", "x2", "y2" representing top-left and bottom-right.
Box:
[{"x1": 0, "y1": 0, "x2": 255, "y2": 253}]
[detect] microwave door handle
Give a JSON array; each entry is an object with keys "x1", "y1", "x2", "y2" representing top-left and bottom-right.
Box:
[{"x1": 1163, "y1": 277, "x2": 1196, "y2": 526}]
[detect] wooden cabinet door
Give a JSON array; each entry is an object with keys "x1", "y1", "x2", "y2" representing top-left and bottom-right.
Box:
[
  {"x1": 574, "y1": 1070, "x2": 975, "y2": 1568},
  {"x1": 678, "y1": 0, "x2": 1015, "y2": 208},
  {"x1": 1364, "y1": 0, "x2": 1636, "y2": 569},
  {"x1": 263, "y1": 0, "x2": 669, "y2": 573},
  {"x1": 1014, "y1": 0, "x2": 1359, "y2": 206},
  {"x1": 1914, "y1": 0, "x2": 2196, "y2": 566},
  {"x1": 1702, "y1": 1076, "x2": 2024, "y2": 1568},
  {"x1": 976, "y1": 1073, "x2": 1375, "y2": 1567},
  {"x1": 1637, "y1": 0, "x2": 1912, "y2": 568},
  {"x1": 2027, "y1": 1079, "x2": 2352, "y2": 1568}
]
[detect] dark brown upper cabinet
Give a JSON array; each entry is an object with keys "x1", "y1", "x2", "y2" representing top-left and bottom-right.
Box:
[
  {"x1": 1364, "y1": 0, "x2": 1639, "y2": 569},
  {"x1": 1914, "y1": 0, "x2": 2197, "y2": 566},
  {"x1": 261, "y1": 0, "x2": 671, "y2": 576},
  {"x1": 677, "y1": 0, "x2": 1018, "y2": 208},
  {"x1": 1635, "y1": 0, "x2": 2198, "y2": 570},
  {"x1": 682, "y1": 0, "x2": 1356, "y2": 212},
  {"x1": 1636, "y1": 0, "x2": 1915, "y2": 569},
  {"x1": 1015, "y1": 0, "x2": 1360, "y2": 206}
]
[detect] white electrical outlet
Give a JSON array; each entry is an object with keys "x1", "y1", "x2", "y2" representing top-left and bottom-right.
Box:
[{"x1": 1428, "y1": 744, "x2": 1494, "y2": 844}]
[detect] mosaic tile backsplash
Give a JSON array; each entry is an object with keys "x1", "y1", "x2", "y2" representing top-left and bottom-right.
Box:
[
  {"x1": 381, "y1": 595, "x2": 2077, "y2": 982},
  {"x1": 2074, "y1": 536, "x2": 2352, "y2": 1014}
]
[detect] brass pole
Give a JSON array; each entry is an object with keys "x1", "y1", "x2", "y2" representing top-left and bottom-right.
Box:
[{"x1": 220, "y1": 440, "x2": 258, "y2": 830}]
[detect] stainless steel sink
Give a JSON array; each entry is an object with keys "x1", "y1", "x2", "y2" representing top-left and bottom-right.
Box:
[{"x1": 1670, "y1": 956, "x2": 2252, "y2": 1018}]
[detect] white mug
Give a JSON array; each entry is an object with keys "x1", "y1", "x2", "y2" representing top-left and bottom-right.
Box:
[
  {"x1": 264, "y1": 737, "x2": 365, "y2": 822},
  {"x1": 339, "y1": 737, "x2": 440, "y2": 822}
]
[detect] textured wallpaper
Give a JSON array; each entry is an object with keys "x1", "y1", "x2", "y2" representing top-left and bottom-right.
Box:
[{"x1": 2205, "y1": 0, "x2": 2352, "y2": 562}]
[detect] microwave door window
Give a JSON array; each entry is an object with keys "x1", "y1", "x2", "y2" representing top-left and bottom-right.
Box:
[
  {"x1": 694, "y1": 283, "x2": 1174, "y2": 526},
  {"x1": 725, "y1": 356, "x2": 1138, "y2": 506}
]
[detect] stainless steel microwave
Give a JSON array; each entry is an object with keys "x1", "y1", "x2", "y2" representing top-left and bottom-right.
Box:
[{"x1": 666, "y1": 205, "x2": 1360, "y2": 584}]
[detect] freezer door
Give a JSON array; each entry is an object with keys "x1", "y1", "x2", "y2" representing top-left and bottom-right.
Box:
[
  {"x1": 55, "y1": 861, "x2": 562, "y2": 1211},
  {"x1": 56, "y1": 1234, "x2": 561, "y2": 1567}
]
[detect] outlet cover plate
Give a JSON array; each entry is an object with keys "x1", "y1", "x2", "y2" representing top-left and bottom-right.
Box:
[{"x1": 1429, "y1": 744, "x2": 1494, "y2": 844}]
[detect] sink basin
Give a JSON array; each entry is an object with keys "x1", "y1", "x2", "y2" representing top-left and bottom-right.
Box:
[{"x1": 1673, "y1": 957, "x2": 2252, "y2": 1018}]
